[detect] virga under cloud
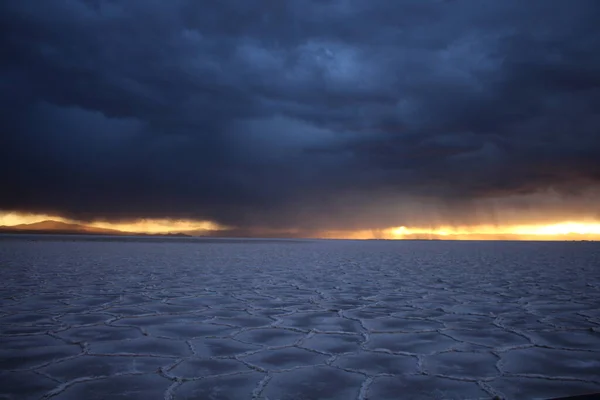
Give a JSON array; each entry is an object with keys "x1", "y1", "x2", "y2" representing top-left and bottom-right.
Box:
[{"x1": 1, "y1": 0, "x2": 600, "y2": 233}]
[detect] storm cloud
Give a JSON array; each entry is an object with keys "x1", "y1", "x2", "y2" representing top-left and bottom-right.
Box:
[{"x1": 1, "y1": 0, "x2": 600, "y2": 230}]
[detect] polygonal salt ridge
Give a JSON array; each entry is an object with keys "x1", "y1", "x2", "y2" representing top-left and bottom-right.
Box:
[
  {"x1": 239, "y1": 346, "x2": 332, "y2": 372},
  {"x1": 365, "y1": 331, "x2": 461, "y2": 355},
  {"x1": 0, "y1": 325, "x2": 58, "y2": 336},
  {"x1": 0, "y1": 370, "x2": 59, "y2": 399},
  {"x1": 172, "y1": 371, "x2": 267, "y2": 399},
  {"x1": 43, "y1": 373, "x2": 174, "y2": 400},
  {"x1": 498, "y1": 347, "x2": 600, "y2": 381},
  {"x1": 526, "y1": 301, "x2": 595, "y2": 315},
  {"x1": 101, "y1": 305, "x2": 154, "y2": 317},
  {"x1": 524, "y1": 330, "x2": 600, "y2": 352},
  {"x1": 493, "y1": 312, "x2": 549, "y2": 332},
  {"x1": 163, "y1": 296, "x2": 233, "y2": 308},
  {"x1": 0, "y1": 312, "x2": 57, "y2": 326},
  {"x1": 207, "y1": 315, "x2": 275, "y2": 328},
  {"x1": 487, "y1": 376, "x2": 600, "y2": 400},
  {"x1": 39, "y1": 354, "x2": 174, "y2": 382},
  {"x1": 433, "y1": 313, "x2": 498, "y2": 330},
  {"x1": 167, "y1": 357, "x2": 252, "y2": 379},
  {"x1": 443, "y1": 328, "x2": 532, "y2": 351},
  {"x1": 580, "y1": 309, "x2": 600, "y2": 319},
  {"x1": 112, "y1": 294, "x2": 154, "y2": 306},
  {"x1": 87, "y1": 336, "x2": 192, "y2": 358},
  {"x1": 0, "y1": 342, "x2": 83, "y2": 372},
  {"x1": 62, "y1": 296, "x2": 121, "y2": 309},
  {"x1": 422, "y1": 351, "x2": 501, "y2": 380},
  {"x1": 243, "y1": 306, "x2": 292, "y2": 318},
  {"x1": 332, "y1": 351, "x2": 419, "y2": 376},
  {"x1": 391, "y1": 308, "x2": 449, "y2": 319},
  {"x1": 1, "y1": 333, "x2": 78, "y2": 349},
  {"x1": 234, "y1": 327, "x2": 307, "y2": 347},
  {"x1": 539, "y1": 313, "x2": 599, "y2": 330},
  {"x1": 198, "y1": 307, "x2": 257, "y2": 319},
  {"x1": 371, "y1": 292, "x2": 420, "y2": 302},
  {"x1": 189, "y1": 337, "x2": 263, "y2": 358},
  {"x1": 261, "y1": 365, "x2": 366, "y2": 400},
  {"x1": 276, "y1": 311, "x2": 364, "y2": 334},
  {"x1": 110, "y1": 315, "x2": 240, "y2": 339},
  {"x1": 57, "y1": 313, "x2": 114, "y2": 327},
  {"x1": 0, "y1": 302, "x2": 58, "y2": 314},
  {"x1": 321, "y1": 293, "x2": 372, "y2": 304},
  {"x1": 362, "y1": 317, "x2": 445, "y2": 333},
  {"x1": 55, "y1": 324, "x2": 145, "y2": 345},
  {"x1": 442, "y1": 302, "x2": 521, "y2": 317},
  {"x1": 298, "y1": 332, "x2": 365, "y2": 355}
]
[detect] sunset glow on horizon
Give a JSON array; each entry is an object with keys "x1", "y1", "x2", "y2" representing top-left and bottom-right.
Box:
[
  {"x1": 3, "y1": 212, "x2": 598, "y2": 241},
  {"x1": 382, "y1": 222, "x2": 600, "y2": 241},
  {"x1": 0, "y1": 212, "x2": 226, "y2": 234},
  {"x1": 87, "y1": 219, "x2": 225, "y2": 234},
  {"x1": 0, "y1": 212, "x2": 72, "y2": 226}
]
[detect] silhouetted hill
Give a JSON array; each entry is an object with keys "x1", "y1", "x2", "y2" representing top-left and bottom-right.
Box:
[
  {"x1": 0, "y1": 220, "x2": 192, "y2": 237},
  {"x1": 5, "y1": 220, "x2": 123, "y2": 234}
]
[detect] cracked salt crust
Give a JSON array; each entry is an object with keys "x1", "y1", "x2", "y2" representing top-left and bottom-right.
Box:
[{"x1": 0, "y1": 238, "x2": 599, "y2": 399}]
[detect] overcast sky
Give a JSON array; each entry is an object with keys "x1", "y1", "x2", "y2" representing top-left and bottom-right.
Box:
[{"x1": 1, "y1": 0, "x2": 600, "y2": 232}]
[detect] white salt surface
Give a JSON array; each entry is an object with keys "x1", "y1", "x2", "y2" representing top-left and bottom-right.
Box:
[{"x1": 1, "y1": 236, "x2": 599, "y2": 399}]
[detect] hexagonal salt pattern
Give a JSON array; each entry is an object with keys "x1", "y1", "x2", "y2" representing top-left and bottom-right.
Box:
[{"x1": 1, "y1": 237, "x2": 600, "y2": 399}]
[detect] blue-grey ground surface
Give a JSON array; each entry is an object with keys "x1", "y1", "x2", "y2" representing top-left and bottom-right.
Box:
[{"x1": 1, "y1": 235, "x2": 599, "y2": 400}]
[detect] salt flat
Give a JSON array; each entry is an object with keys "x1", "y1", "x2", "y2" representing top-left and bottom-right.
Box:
[{"x1": 1, "y1": 236, "x2": 599, "y2": 400}]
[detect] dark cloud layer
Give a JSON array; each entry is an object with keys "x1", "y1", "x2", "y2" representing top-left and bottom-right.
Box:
[{"x1": 1, "y1": 0, "x2": 600, "y2": 230}]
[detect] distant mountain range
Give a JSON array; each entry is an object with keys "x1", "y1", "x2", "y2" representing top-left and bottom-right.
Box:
[
  {"x1": 4, "y1": 220, "x2": 580, "y2": 241},
  {"x1": 0, "y1": 220, "x2": 192, "y2": 237},
  {"x1": 0, "y1": 220, "x2": 312, "y2": 239}
]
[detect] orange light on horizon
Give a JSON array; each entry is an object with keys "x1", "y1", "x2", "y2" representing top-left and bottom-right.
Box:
[
  {"x1": 0, "y1": 212, "x2": 226, "y2": 233},
  {"x1": 385, "y1": 222, "x2": 600, "y2": 240},
  {"x1": 1, "y1": 211, "x2": 600, "y2": 240},
  {"x1": 88, "y1": 219, "x2": 224, "y2": 233},
  {"x1": 0, "y1": 212, "x2": 72, "y2": 226},
  {"x1": 511, "y1": 222, "x2": 600, "y2": 236}
]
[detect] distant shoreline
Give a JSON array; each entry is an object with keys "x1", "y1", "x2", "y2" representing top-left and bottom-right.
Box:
[
  {"x1": 0, "y1": 231, "x2": 597, "y2": 243},
  {"x1": 0, "y1": 229, "x2": 192, "y2": 238}
]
